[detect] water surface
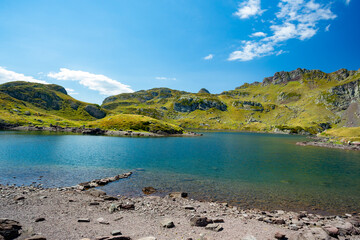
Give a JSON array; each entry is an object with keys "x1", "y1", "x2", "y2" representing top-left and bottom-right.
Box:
[{"x1": 0, "y1": 130, "x2": 359, "y2": 215}]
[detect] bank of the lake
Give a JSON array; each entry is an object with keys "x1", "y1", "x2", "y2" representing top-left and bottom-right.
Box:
[{"x1": 0, "y1": 131, "x2": 359, "y2": 216}]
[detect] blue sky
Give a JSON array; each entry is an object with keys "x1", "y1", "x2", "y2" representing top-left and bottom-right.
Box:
[{"x1": 0, "y1": 0, "x2": 358, "y2": 104}]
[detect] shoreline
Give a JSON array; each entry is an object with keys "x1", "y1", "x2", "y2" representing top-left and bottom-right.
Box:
[
  {"x1": 296, "y1": 137, "x2": 360, "y2": 151},
  {"x1": 1, "y1": 184, "x2": 360, "y2": 240},
  {"x1": 1, "y1": 123, "x2": 358, "y2": 151},
  {"x1": 1, "y1": 173, "x2": 360, "y2": 240},
  {"x1": 0, "y1": 125, "x2": 202, "y2": 138}
]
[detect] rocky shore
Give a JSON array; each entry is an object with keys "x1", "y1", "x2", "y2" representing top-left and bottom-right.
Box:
[
  {"x1": 0, "y1": 125, "x2": 202, "y2": 137},
  {"x1": 296, "y1": 137, "x2": 360, "y2": 151},
  {"x1": 1, "y1": 173, "x2": 360, "y2": 240}
]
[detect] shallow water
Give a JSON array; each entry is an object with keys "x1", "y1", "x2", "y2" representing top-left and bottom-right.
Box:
[{"x1": 0, "y1": 130, "x2": 359, "y2": 214}]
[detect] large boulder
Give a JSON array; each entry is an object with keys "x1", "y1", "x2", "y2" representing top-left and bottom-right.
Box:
[
  {"x1": 84, "y1": 105, "x2": 106, "y2": 119},
  {"x1": 0, "y1": 218, "x2": 22, "y2": 240}
]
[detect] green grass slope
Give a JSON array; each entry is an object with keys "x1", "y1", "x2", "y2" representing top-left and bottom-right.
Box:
[
  {"x1": 102, "y1": 68, "x2": 360, "y2": 135},
  {"x1": 0, "y1": 81, "x2": 183, "y2": 134}
]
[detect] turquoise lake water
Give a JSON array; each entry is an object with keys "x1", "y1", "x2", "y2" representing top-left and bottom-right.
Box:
[{"x1": 0, "y1": 130, "x2": 359, "y2": 215}]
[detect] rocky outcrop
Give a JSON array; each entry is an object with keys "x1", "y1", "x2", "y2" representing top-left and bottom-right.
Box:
[
  {"x1": 198, "y1": 88, "x2": 210, "y2": 94},
  {"x1": 262, "y1": 68, "x2": 358, "y2": 86},
  {"x1": 325, "y1": 79, "x2": 360, "y2": 110},
  {"x1": 232, "y1": 101, "x2": 263, "y2": 111},
  {"x1": 84, "y1": 105, "x2": 106, "y2": 119},
  {"x1": 277, "y1": 92, "x2": 301, "y2": 102},
  {"x1": 174, "y1": 96, "x2": 227, "y2": 112},
  {"x1": 262, "y1": 68, "x2": 313, "y2": 86}
]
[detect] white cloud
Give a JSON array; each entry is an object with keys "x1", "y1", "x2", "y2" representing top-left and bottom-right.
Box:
[
  {"x1": 345, "y1": 0, "x2": 350, "y2": 5},
  {"x1": 276, "y1": 49, "x2": 288, "y2": 56},
  {"x1": 48, "y1": 68, "x2": 133, "y2": 96},
  {"x1": 234, "y1": 0, "x2": 264, "y2": 19},
  {"x1": 203, "y1": 54, "x2": 214, "y2": 60},
  {"x1": 0, "y1": 67, "x2": 48, "y2": 84},
  {"x1": 325, "y1": 24, "x2": 331, "y2": 32},
  {"x1": 229, "y1": 0, "x2": 336, "y2": 61},
  {"x1": 250, "y1": 32, "x2": 267, "y2": 37},
  {"x1": 65, "y1": 88, "x2": 79, "y2": 95},
  {"x1": 155, "y1": 77, "x2": 177, "y2": 81}
]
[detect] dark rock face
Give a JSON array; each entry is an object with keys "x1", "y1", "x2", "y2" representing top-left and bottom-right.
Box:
[
  {"x1": 174, "y1": 96, "x2": 227, "y2": 112},
  {"x1": 326, "y1": 79, "x2": 360, "y2": 110},
  {"x1": 262, "y1": 68, "x2": 312, "y2": 86},
  {"x1": 232, "y1": 101, "x2": 263, "y2": 111},
  {"x1": 84, "y1": 105, "x2": 106, "y2": 119},
  {"x1": 198, "y1": 88, "x2": 210, "y2": 94},
  {"x1": 0, "y1": 218, "x2": 22, "y2": 240},
  {"x1": 262, "y1": 68, "x2": 357, "y2": 86}
]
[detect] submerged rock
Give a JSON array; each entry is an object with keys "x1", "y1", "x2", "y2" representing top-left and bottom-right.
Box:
[{"x1": 142, "y1": 187, "x2": 156, "y2": 195}]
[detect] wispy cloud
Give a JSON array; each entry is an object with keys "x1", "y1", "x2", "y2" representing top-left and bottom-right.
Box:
[
  {"x1": 203, "y1": 54, "x2": 214, "y2": 60},
  {"x1": 325, "y1": 24, "x2": 331, "y2": 32},
  {"x1": 48, "y1": 68, "x2": 133, "y2": 95},
  {"x1": 155, "y1": 77, "x2": 177, "y2": 81},
  {"x1": 65, "y1": 88, "x2": 79, "y2": 95},
  {"x1": 234, "y1": 0, "x2": 264, "y2": 19},
  {"x1": 345, "y1": 0, "x2": 350, "y2": 5},
  {"x1": 250, "y1": 32, "x2": 267, "y2": 37},
  {"x1": 0, "y1": 66, "x2": 48, "y2": 84},
  {"x1": 229, "y1": 0, "x2": 336, "y2": 61}
]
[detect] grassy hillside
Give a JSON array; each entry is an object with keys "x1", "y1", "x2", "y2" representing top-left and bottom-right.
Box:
[
  {"x1": 0, "y1": 81, "x2": 183, "y2": 134},
  {"x1": 102, "y1": 68, "x2": 360, "y2": 135}
]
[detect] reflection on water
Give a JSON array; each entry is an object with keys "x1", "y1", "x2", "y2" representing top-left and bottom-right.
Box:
[{"x1": 0, "y1": 130, "x2": 359, "y2": 215}]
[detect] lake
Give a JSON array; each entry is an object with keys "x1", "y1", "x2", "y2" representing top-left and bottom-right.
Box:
[{"x1": 0, "y1": 130, "x2": 359, "y2": 215}]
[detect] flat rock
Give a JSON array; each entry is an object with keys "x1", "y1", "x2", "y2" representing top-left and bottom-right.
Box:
[
  {"x1": 120, "y1": 203, "x2": 135, "y2": 210},
  {"x1": 160, "y1": 218, "x2": 175, "y2": 228},
  {"x1": 87, "y1": 189, "x2": 106, "y2": 197},
  {"x1": 142, "y1": 187, "x2": 156, "y2": 195},
  {"x1": 274, "y1": 232, "x2": 286, "y2": 239},
  {"x1": 104, "y1": 196, "x2": 118, "y2": 201},
  {"x1": 137, "y1": 237, "x2": 156, "y2": 240},
  {"x1": 184, "y1": 205, "x2": 195, "y2": 210},
  {"x1": 97, "y1": 218, "x2": 109, "y2": 225},
  {"x1": 242, "y1": 236, "x2": 257, "y2": 240},
  {"x1": 35, "y1": 217, "x2": 45, "y2": 222},
  {"x1": 14, "y1": 196, "x2": 25, "y2": 201},
  {"x1": 190, "y1": 216, "x2": 208, "y2": 227},
  {"x1": 169, "y1": 192, "x2": 188, "y2": 198},
  {"x1": 323, "y1": 226, "x2": 339, "y2": 237},
  {"x1": 296, "y1": 228, "x2": 330, "y2": 240},
  {"x1": 205, "y1": 223, "x2": 223, "y2": 232},
  {"x1": 78, "y1": 218, "x2": 91, "y2": 223},
  {"x1": 111, "y1": 230, "x2": 122, "y2": 236},
  {"x1": 24, "y1": 236, "x2": 47, "y2": 240}
]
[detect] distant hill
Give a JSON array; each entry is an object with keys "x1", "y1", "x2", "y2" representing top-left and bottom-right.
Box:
[
  {"x1": 102, "y1": 68, "x2": 360, "y2": 135},
  {"x1": 0, "y1": 81, "x2": 183, "y2": 134}
]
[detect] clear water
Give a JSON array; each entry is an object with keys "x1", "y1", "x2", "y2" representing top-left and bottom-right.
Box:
[{"x1": 0, "y1": 130, "x2": 359, "y2": 215}]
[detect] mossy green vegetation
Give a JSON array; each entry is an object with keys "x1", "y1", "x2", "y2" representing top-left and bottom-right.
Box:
[
  {"x1": 0, "y1": 81, "x2": 184, "y2": 134},
  {"x1": 320, "y1": 127, "x2": 360, "y2": 142},
  {"x1": 102, "y1": 68, "x2": 360, "y2": 136}
]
